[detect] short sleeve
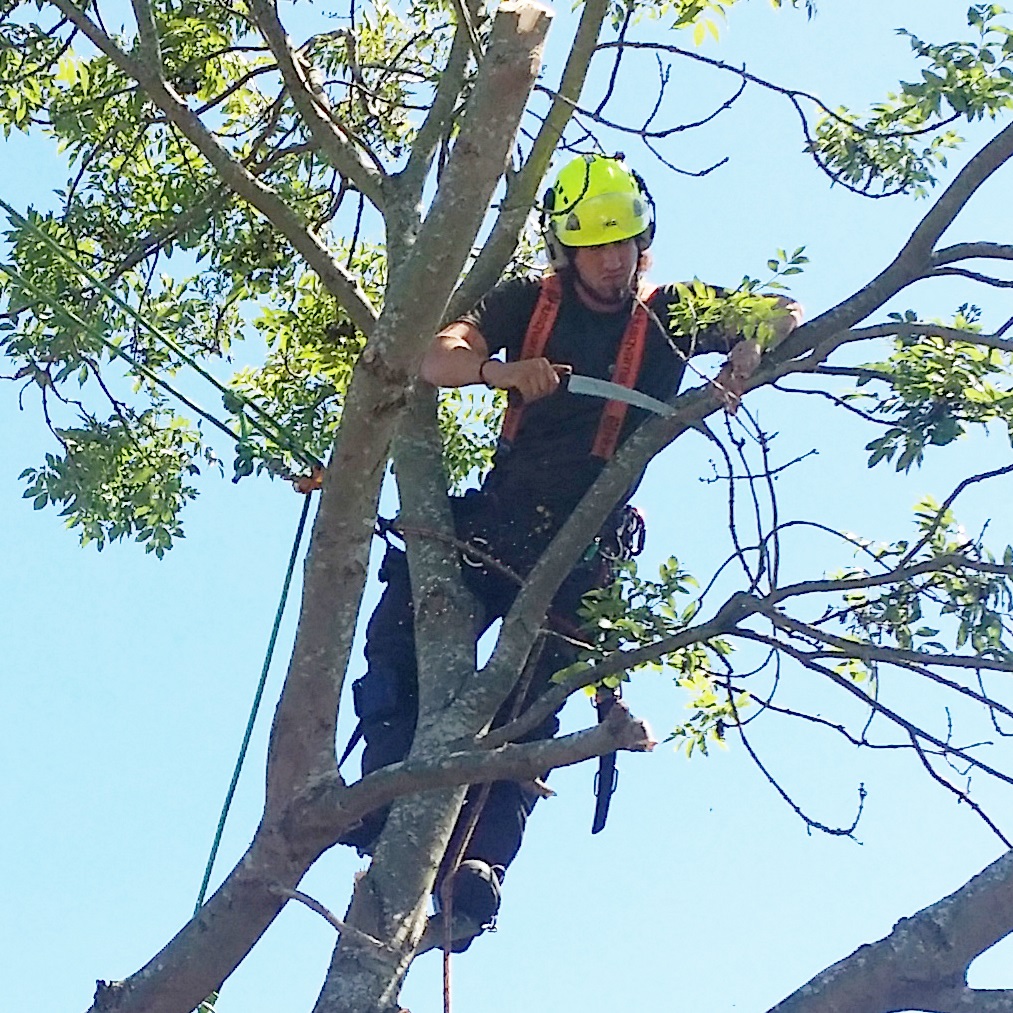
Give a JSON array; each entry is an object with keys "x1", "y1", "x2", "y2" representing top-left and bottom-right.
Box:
[{"x1": 456, "y1": 277, "x2": 541, "y2": 359}]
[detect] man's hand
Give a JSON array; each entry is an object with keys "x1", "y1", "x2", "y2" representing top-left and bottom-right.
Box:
[
  {"x1": 482, "y1": 357, "x2": 571, "y2": 402},
  {"x1": 713, "y1": 341, "x2": 761, "y2": 415},
  {"x1": 713, "y1": 299, "x2": 804, "y2": 414}
]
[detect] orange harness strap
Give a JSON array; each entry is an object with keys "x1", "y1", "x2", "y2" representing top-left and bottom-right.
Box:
[
  {"x1": 591, "y1": 282, "x2": 657, "y2": 459},
  {"x1": 499, "y1": 275, "x2": 658, "y2": 460},
  {"x1": 499, "y1": 274, "x2": 564, "y2": 445}
]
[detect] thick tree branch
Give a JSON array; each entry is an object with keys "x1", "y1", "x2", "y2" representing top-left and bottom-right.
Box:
[
  {"x1": 768, "y1": 849, "x2": 1013, "y2": 1013},
  {"x1": 394, "y1": 387, "x2": 484, "y2": 737},
  {"x1": 389, "y1": 0, "x2": 552, "y2": 334},
  {"x1": 903, "y1": 122, "x2": 1013, "y2": 263},
  {"x1": 778, "y1": 121, "x2": 1013, "y2": 360},
  {"x1": 491, "y1": 540, "x2": 1013, "y2": 750},
  {"x1": 246, "y1": 0, "x2": 385, "y2": 207},
  {"x1": 401, "y1": 3, "x2": 475, "y2": 191},
  {"x1": 448, "y1": 0, "x2": 483, "y2": 61},
  {"x1": 449, "y1": 0, "x2": 609, "y2": 315},
  {"x1": 482, "y1": 590, "x2": 758, "y2": 748},
  {"x1": 331, "y1": 699, "x2": 656, "y2": 813},
  {"x1": 312, "y1": 388, "x2": 482, "y2": 1013}
]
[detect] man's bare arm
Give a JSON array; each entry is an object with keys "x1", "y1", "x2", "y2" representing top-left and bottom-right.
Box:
[{"x1": 420, "y1": 322, "x2": 568, "y2": 402}]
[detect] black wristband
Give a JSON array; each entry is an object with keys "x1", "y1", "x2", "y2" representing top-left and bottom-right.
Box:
[{"x1": 478, "y1": 357, "x2": 496, "y2": 389}]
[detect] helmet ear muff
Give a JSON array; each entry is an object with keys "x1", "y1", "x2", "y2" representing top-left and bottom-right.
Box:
[
  {"x1": 542, "y1": 226, "x2": 569, "y2": 269},
  {"x1": 538, "y1": 184, "x2": 554, "y2": 237},
  {"x1": 629, "y1": 167, "x2": 656, "y2": 249},
  {"x1": 540, "y1": 185, "x2": 569, "y2": 268},
  {"x1": 635, "y1": 224, "x2": 654, "y2": 252}
]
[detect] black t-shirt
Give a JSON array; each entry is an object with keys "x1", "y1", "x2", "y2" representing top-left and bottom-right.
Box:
[{"x1": 459, "y1": 272, "x2": 734, "y2": 538}]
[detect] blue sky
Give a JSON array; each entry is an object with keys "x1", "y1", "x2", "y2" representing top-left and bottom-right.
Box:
[{"x1": 3, "y1": 2, "x2": 1013, "y2": 1012}]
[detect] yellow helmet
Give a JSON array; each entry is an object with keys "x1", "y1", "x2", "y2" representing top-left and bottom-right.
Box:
[{"x1": 543, "y1": 154, "x2": 654, "y2": 250}]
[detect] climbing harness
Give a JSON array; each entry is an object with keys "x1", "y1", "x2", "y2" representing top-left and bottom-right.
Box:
[{"x1": 499, "y1": 273, "x2": 660, "y2": 460}]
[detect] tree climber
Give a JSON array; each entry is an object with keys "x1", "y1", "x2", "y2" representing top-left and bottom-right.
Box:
[{"x1": 340, "y1": 153, "x2": 803, "y2": 951}]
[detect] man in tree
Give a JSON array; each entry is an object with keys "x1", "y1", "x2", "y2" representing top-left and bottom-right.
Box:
[{"x1": 342, "y1": 152, "x2": 802, "y2": 951}]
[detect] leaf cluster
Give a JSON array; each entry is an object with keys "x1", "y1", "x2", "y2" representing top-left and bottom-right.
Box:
[
  {"x1": 833, "y1": 497, "x2": 1013, "y2": 679},
  {"x1": 858, "y1": 307, "x2": 1013, "y2": 472},
  {"x1": 669, "y1": 670, "x2": 751, "y2": 757},
  {"x1": 436, "y1": 387, "x2": 500, "y2": 492},
  {"x1": 221, "y1": 249, "x2": 384, "y2": 481},
  {"x1": 18, "y1": 405, "x2": 205, "y2": 556},
  {"x1": 574, "y1": 556, "x2": 702, "y2": 682},
  {"x1": 810, "y1": 5, "x2": 1013, "y2": 196},
  {"x1": 554, "y1": 555, "x2": 718, "y2": 685},
  {"x1": 667, "y1": 248, "x2": 807, "y2": 349}
]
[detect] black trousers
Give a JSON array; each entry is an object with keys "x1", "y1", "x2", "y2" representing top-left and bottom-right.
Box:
[{"x1": 343, "y1": 533, "x2": 605, "y2": 880}]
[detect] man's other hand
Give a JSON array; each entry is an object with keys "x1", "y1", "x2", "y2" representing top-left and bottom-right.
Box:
[
  {"x1": 713, "y1": 340, "x2": 761, "y2": 415},
  {"x1": 713, "y1": 299, "x2": 803, "y2": 414}
]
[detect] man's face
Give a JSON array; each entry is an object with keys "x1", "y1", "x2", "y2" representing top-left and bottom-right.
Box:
[{"x1": 571, "y1": 238, "x2": 640, "y2": 308}]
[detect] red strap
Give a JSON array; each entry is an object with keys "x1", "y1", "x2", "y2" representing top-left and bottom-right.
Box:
[
  {"x1": 499, "y1": 276, "x2": 658, "y2": 460},
  {"x1": 500, "y1": 274, "x2": 563, "y2": 444},
  {"x1": 591, "y1": 282, "x2": 658, "y2": 460}
]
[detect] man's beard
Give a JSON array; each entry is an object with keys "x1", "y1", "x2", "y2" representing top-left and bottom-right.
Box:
[{"x1": 575, "y1": 273, "x2": 634, "y2": 309}]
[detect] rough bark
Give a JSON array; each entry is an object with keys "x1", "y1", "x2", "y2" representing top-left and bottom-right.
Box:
[
  {"x1": 310, "y1": 11, "x2": 559, "y2": 1008},
  {"x1": 769, "y1": 850, "x2": 1013, "y2": 1013}
]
